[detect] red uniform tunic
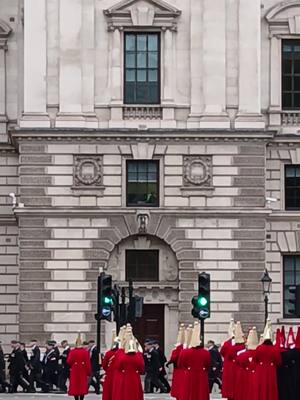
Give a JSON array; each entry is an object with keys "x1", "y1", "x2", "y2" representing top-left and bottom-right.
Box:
[
  {"x1": 221, "y1": 341, "x2": 245, "y2": 400},
  {"x1": 169, "y1": 344, "x2": 184, "y2": 400},
  {"x1": 111, "y1": 349, "x2": 125, "y2": 400},
  {"x1": 235, "y1": 349, "x2": 258, "y2": 400},
  {"x1": 67, "y1": 348, "x2": 91, "y2": 396},
  {"x1": 114, "y1": 351, "x2": 144, "y2": 400},
  {"x1": 220, "y1": 339, "x2": 233, "y2": 399},
  {"x1": 102, "y1": 348, "x2": 118, "y2": 400},
  {"x1": 254, "y1": 343, "x2": 281, "y2": 400},
  {"x1": 179, "y1": 347, "x2": 211, "y2": 400}
]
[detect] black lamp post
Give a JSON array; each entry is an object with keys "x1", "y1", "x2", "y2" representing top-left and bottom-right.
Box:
[{"x1": 261, "y1": 268, "x2": 272, "y2": 325}]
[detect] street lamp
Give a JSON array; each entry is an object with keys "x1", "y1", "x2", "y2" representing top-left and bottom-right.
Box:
[{"x1": 261, "y1": 268, "x2": 272, "y2": 325}]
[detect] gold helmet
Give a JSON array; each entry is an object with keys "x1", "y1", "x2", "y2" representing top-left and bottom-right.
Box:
[
  {"x1": 184, "y1": 324, "x2": 193, "y2": 349},
  {"x1": 228, "y1": 318, "x2": 235, "y2": 339},
  {"x1": 118, "y1": 326, "x2": 127, "y2": 349},
  {"x1": 176, "y1": 324, "x2": 185, "y2": 346},
  {"x1": 189, "y1": 321, "x2": 201, "y2": 348},
  {"x1": 247, "y1": 327, "x2": 259, "y2": 350},
  {"x1": 263, "y1": 320, "x2": 273, "y2": 342},
  {"x1": 75, "y1": 332, "x2": 82, "y2": 348},
  {"x1": 111, "y1": 329, "x2": 117, "y2": 349},
  {"x1": 125, "y1": 339, "x2": 138, "y2": 354},
  {"x1": 234, "y1": 322, "x2": 245, "y2": 344}
]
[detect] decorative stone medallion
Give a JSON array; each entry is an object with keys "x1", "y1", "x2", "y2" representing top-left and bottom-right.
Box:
[
  {"x1": 183, "y1": 156, "x2": 212, "y2": 187},
  {"x1": 74, "y1": 155, "x2": 102, "y2": 187}
]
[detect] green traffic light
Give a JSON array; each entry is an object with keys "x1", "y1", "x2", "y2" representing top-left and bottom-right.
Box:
[
  {"x1": 198, "y1": 296, "x2": 208, "y2": 307},
  {"x1": 103, "y1": 296, "x2": 113, "y2": 305}
]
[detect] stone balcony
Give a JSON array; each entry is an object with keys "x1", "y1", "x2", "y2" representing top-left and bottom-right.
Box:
[{"x1": 123, "y1": 105, "x2": 163, "y2": 120}]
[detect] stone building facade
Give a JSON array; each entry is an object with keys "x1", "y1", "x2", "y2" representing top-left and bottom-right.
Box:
[{"x1": 1, "y1": 0, "x2": 300, "y2": 353}]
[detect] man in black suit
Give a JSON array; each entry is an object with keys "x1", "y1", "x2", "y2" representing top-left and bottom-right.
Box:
[
  {"x1": 207, "y1": 340, "x2": 222, "y2": 393},
  {"x1": 42, "y1": 341, "x2": 59, "y2": 391},
  {"x1": 153, "y1": 340, "x2": 171, "y2": 393},
  {"x1": 0, "y1": 341, "x2": 10, "y2": 393},
  {"x1": 28, "y1": 339, "x2": 49, "y2": 393},
  {"x1": 57, "y1": 340, "x2": 70, "y2": 392},
  {"x1": 143, "y1": 340, "x2": 168, "y2": 394},
  {"x1": 8, "y1": 340, "x2": 31, "y2": 393},
  {"x1": 87, "y1": 340, "x2": 100, "y2": 395}
]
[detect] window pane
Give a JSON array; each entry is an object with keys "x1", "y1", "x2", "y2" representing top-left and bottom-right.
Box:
[
  {"x1": 149, "y1": 69, "x2": 158, "y2": 82},
  {"x1": 125, "y1": 82, "x2": 135, "y2": 103},
  {"x1": 126, "y1": 53, "x2": 136, "y2": 68},
  {"x1": 126, "y1": 35, "x2": 135, "y2": 51},
  {"x1": 286, "y1": 166, "x2": 295, "y2": 177},
  {"x1": 148, "y1": 82, "x2": 159, "y2": 103},
  {"x1": 128, "y1": 162, "x2": 138, "y2": 173},
  {"x1": 137, "y1": 52, "x2": 147, "y2": 68},
  {"x1": 148, "y1": 52, "x2": 158, "y2": 68},
  {"x1": 137, "y1": 70, "x2": 147, "y2": 82},
  {"x1": 283, "y1": 59, "x2": 292, "y2": 74},
  {"x1": 283, "y1": 93, "x2": 292, "y2": 108},
  {"x1": 283, "y1": 76, "x2": 292, "y2": 91},
  {"x1": 294, "y1": 92, "x2": 300, "y2": 107},
  {"x1": 126, "y1": 69, "x2": 135, "y2": 82},
  {"x1": 136, "y1": 82, "x2": 147, "y2": 102},
  {"x1": 127, "y1": 161, "x2": 159, "y2": 207},
  {"x1": 137, "y1": 35, "x2": 147, "y2": 51},
  {"x1": 148, "y1": 35, "x2": 158, "y2": 51}
]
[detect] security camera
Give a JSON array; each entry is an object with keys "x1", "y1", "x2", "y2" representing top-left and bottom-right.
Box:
[
  {"x1": 8, "y1": 192, "x2": 17, "y2": 208},
  {"x1": 265, "y1": 197, "x2": 278, "y2": 203}
]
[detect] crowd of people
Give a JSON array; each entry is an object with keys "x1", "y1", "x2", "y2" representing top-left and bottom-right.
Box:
[
  {"x1": 0, "y1": 320, "x2": 299, "y2": 400},
  {"x1": 0, "y1": 338, "x2": 100, "y2": 394}
]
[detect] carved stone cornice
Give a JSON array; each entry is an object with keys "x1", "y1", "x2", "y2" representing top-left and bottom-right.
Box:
[
  {"x1": 10, "y1": 128, "x2": 275, "y2": 147},
  {"x1": 0, "y1": 143, "x2": 17, "y2": 154}
]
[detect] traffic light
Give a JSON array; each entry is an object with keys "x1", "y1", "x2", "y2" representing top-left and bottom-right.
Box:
[
  {"x1": 191, "y1": 272, "x2": 210, "y2": 320},
  {"x1": 127, "y1": 295, "x2": 144, "y2": 323},
  {"x1": 288, "y1": 284, "x2": 300, "y2": 317},
  {"x1": 97, "y1": 273, "x2": 113, "y2": 321}
]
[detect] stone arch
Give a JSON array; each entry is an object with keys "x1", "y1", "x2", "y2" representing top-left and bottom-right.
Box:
[{"x1": 107, "y1": 233, "x2": 179, "y2": 284}]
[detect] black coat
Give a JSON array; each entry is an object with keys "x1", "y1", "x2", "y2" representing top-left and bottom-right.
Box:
[
  {"x1": 209, "y1": 345, "x2": 223, "y2": 371},
  {"x1": 59, "y1": 347, "x2": 70, "y2": 368},
  {"x1": 143, "y1": 349, "x2": 161, "y2": 375},
  {"x1": 29, "y1": 346, "x2": 41, "y2": 372},
  {"x1": 0, "y1": 348, "x2": 5, "y2": 371},
  {"x1": 89, "y1": 346, "x2": 100, "y2": 373},
  {"x1": 281, "y1": 348, "x2": 300, "y2": 400},
  {"x1": 42, "y1": 349, "x2": 58, "y2": 373},
  {"x1": 8, "y1": 348, "x2": 26, "y2": 375},
  {"x1": 156, "y1": 348, "x2": 167, "y2": 375}
]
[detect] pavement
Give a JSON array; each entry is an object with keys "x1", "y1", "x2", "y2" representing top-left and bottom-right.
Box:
[{"x1": 0, "y1": 394, "x2": 222, "y2": 400}]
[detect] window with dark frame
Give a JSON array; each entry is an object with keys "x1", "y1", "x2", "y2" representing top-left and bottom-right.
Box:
[
  {"x1": 285, "y1": 165, "x2": 300, "y2": 210},
  {"x1": 283, "y1": 255, "x2": 300, "y2": 317},
  {"x1": 282, "y1": 40, "x2": 300, "y2": 110},
  {"x1": 126, "y1": 250, "x2": 159, "y2": 282},
  {"x1": 127, "y1": 160, "x2": 159, "y2": 207},
  {"x1": 124, "y1": 32, "x2": 160, "y2": 104}
]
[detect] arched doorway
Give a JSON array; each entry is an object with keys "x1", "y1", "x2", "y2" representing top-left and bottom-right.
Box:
[{"x1": 106, "y1": 234, "x2": 179, "y2": 354}]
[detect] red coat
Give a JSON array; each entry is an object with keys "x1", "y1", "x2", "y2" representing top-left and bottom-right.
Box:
[
  {"x1": 220, "y1": 339, "x2": 233, "y2": 398},
  {"x1": 254, "y1": 343, "x2": 281, "y2": 400},
  {"x1": 169, "y1": 345, "x2": 184, "y2": 400},
  {"x1": 67, "y1": 348, "x2": 91, "y2": 396},
  {"x1": 102, "y1": 348, "x2": 118, "y2": 400},
  {"x1": 114, "y1": 351, "x2": 144, "y2": 400},
  {"x1": 179, "y1": 347, "x2": 211, "y2": 400},
  {"x1": 221, "y1": 342, "x2": 245, "y2": 399},
  {"x1": 112, "y1": 349, "x2": 125, "y2": 400},
  {"x1": 235, "y1": 349, "x2": 258, "y2": 400}
]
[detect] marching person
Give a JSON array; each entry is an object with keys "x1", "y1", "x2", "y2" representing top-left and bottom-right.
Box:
[
  {"x1": 58, "y1": 340, "x2": 70, "y2": 392},
  {"x1": 220, "y1": 318, "x2": 235, "y2": 400},
  {"x1": 178, "y1": 321, "x2": 211, "y2": 400},
  {"x1": 222, "y1": 321, "x2": 245, "y2": 400},
  {"x1": 8, "y1": 340, "x2": 31, "y2": 393},
  {"x1": 28, "y1": 339, "x2": 49, "y2": 393},
  {"x1": 235, "y1": 327, "x2": 259, "y2": 400},
  {"x1": 143, "y1": 340, "x2": 168, "y2": 394},
  {"x1": 254, "y1": 320, "x2": 281, "y2": 400},
  {"x1": 102, "y1": 329, "x2": 118, "y2": 400},
  {"x1": 67, "y1": 333, "x2": 91, "y2": 400},
  {"x1": 178, "y1": 324, "x2": 193, "y2": 399},
  {"x1": 87, "y1": 340, "x2": 100, "y2": 395},
  {"x1": 114, "y1": 334, "x2": 144, "y2": 400},
  {"x1": 281, "y1": 327, "x2": 300, "y2": 400},
  {"x1": 0, "y1": 341, "x2": 10, "y2": 393},
  {"x1": 20, "y1": 342, "x2": 30, "y2": 384},
  {"x1": 42, "y1": 340, "x2": 59, "y2": 391},
  {"x1": 207, "y1": 340, "x2": 222, "y2": 393},
  {"x1": 167, "y1": 324, "x2": 185, "y2": 400},
  {"x1": 153, "y1": 340, "x2": 170, "y2": 393}
]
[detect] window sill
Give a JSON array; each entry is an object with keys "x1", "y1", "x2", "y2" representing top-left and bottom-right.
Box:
[{"x1": 277, "y1": 318, "x2": 300, "y2": 323}]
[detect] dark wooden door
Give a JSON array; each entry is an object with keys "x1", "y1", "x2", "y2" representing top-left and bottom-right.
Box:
[{"x1": 133, "y1": 304, "x2": 165, "y2": 351}]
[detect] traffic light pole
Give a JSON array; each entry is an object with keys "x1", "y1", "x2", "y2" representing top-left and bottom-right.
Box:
[
  {"x1": 200, "y1": 319, "x2": 205, "y2": 345},
  {"x1": 96, "y1": 317, "x2": 101, "y2": 356}
]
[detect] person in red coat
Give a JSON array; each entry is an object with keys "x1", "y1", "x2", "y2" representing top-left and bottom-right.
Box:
[
  {"x1": 114, "y1": 335, "x2": 144, "y2": 400},
  {"x1": 178, "y1": 324, "x2": 193, "y2": 400},
  {"x1": 102, "y1": 329, "x2": 118, "y2": 400},
  {"x1": 67, "y1": 334, "x2": 91, "y2": 400},
  {"x1": 220, "y1": 318, "x2": 235, "y2": 399},
  {"x1": 167, "y1": 324, "x2": 185, "y2": 400},
  {"x1": 235, "y1": 327, "x2": 259, "y2": 400},
  {"x1": 254, "y1": 322, "x2": 281, "y2": 400},
  {"x1": 179, "y1": 322, "x2": 211, "y2": 400}
]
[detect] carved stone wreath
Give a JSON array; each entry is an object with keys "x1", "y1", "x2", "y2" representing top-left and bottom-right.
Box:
[
  {"x1": 183, "y1": 156, "x2": 212, "y2": 187},
  {"x1": 74, "y1": 155, "x2": 102, "y2": 187}
]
